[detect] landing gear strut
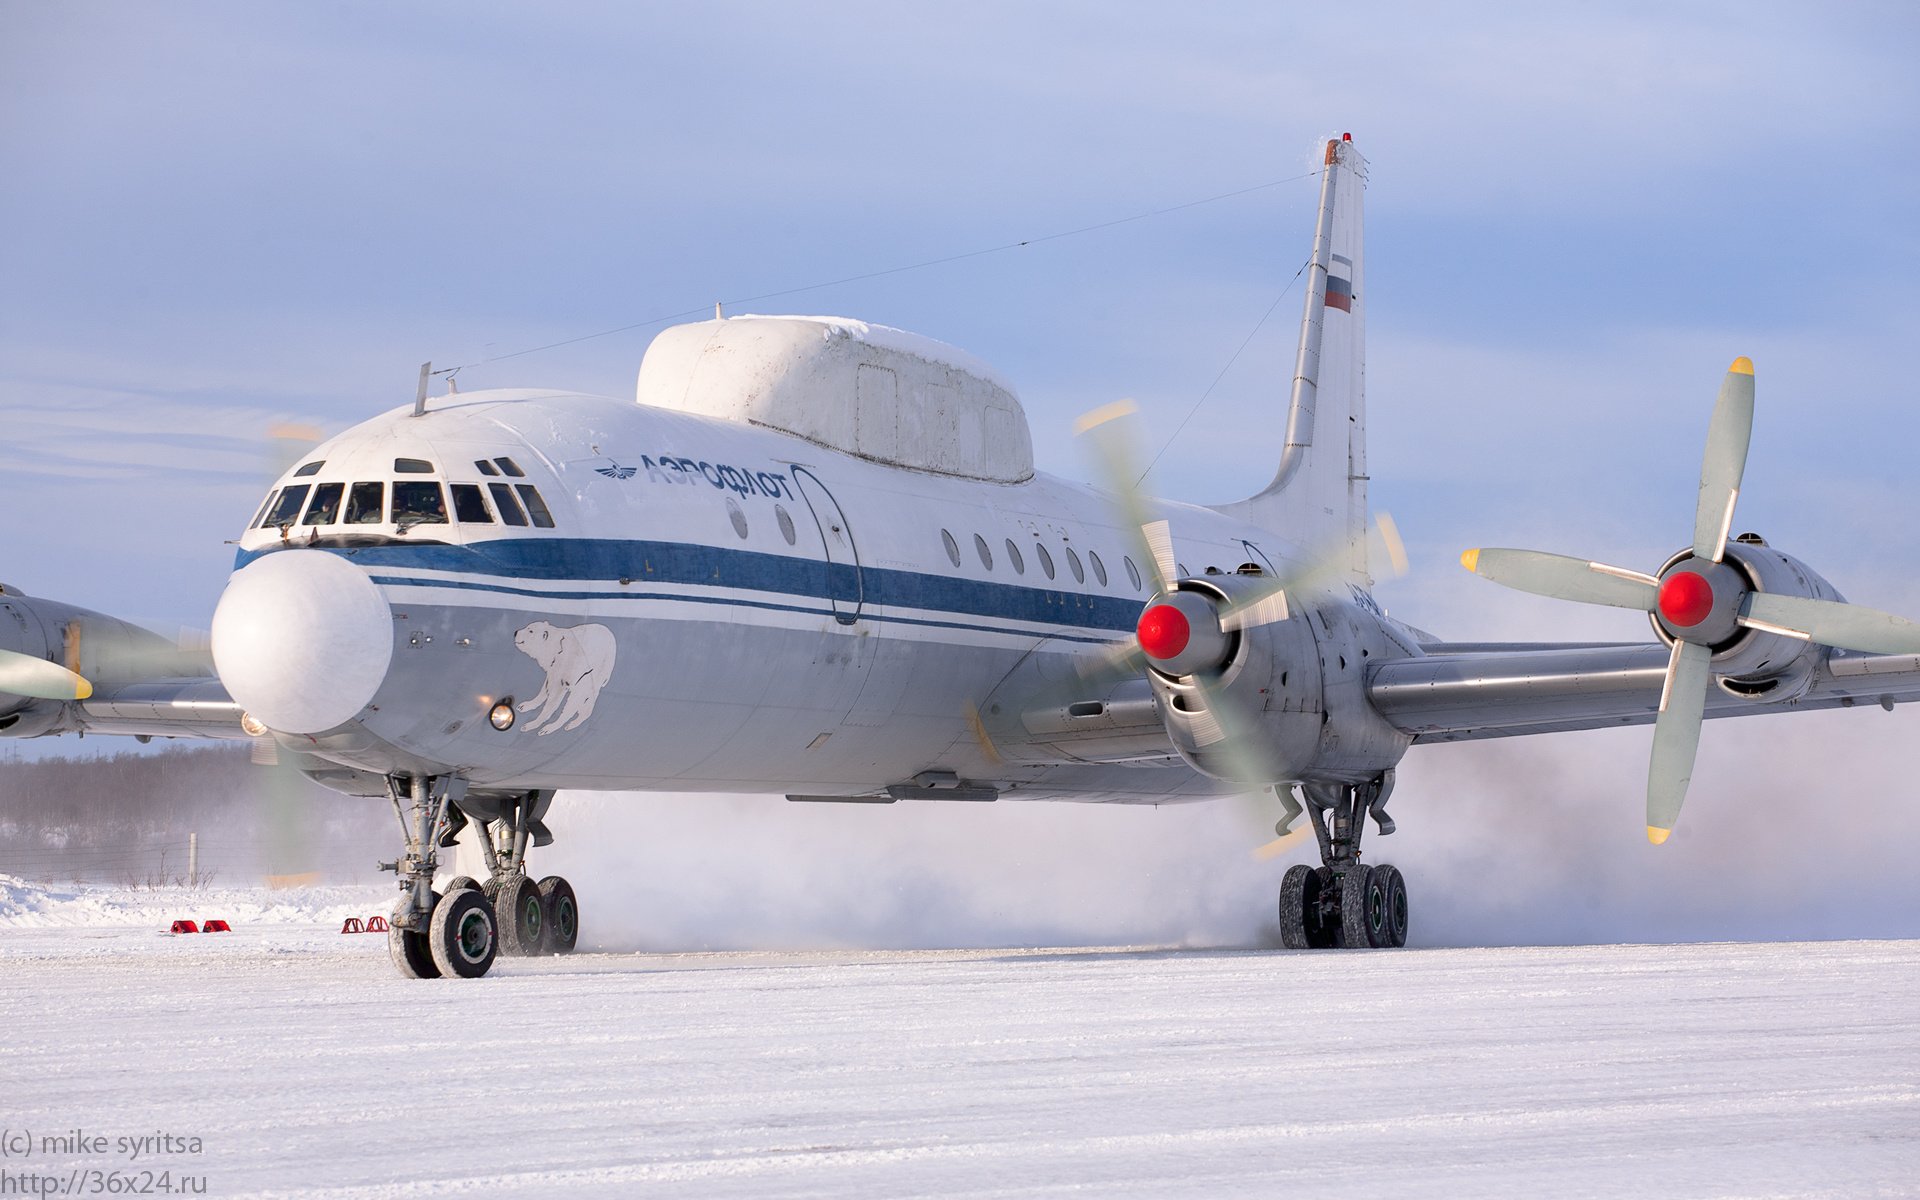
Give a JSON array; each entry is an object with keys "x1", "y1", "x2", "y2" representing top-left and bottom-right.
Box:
[
  {"x1": 471, "y1": 789, "x2": 578, "y2": 958},
  {"x1": 381, "y1": 776, "x2": 580, "y2": 979},
  {"x1": 1276, "y1": 770, "x2": 1408, "y2": 949}
]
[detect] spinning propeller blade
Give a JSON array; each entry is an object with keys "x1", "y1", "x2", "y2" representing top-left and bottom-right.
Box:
[
  {"x1": 0, "y1": 648, "x2": 92, "y2": 700},
  {"x1": 1069, "y1": 400, "x2": 1404, "y2": 856},
  {"x1": 1459, "y1": 549, "x2": 1658, "y2": 611},
  {"x1": 1741, "y1": 593, "x2": 1920, "y2": 656},
  {"x1": 1693, "y1": 358, "x2": 1754, "y2": 563}
]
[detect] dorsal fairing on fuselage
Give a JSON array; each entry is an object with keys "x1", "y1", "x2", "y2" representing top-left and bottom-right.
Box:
[{"x1": 636, "y1": 315, "x2": 1036, "y2": 485}]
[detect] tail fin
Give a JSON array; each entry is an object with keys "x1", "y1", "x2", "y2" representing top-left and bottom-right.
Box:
[{"x1": 1213, "y1": 134, "x2": 1370, "y2": 581}]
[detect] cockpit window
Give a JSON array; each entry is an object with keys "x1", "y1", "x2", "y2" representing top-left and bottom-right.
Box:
[
  {"x1": 394, "y1": 458, "x2": 435, "y2": 474},
  {"x1": 302, "y1": 482, "x2": 344, "y2": 525},
  {"x1": 264, "y1": 485, "x2": 310, "y2": 528},
  {"x1": 392, "y1": 481, "x2": 448, "y2": 528},
  {"x1": 344, "y1": 482, "x2": 384, "y2": 524},
  {"x1": 450, "y1": 484, "x2": 493, "y2": 524},
  {"x1": 292, "y1": 461, "x2": 324, "y2": 478},
  {"x1": 488, "y1": 482, "x2": 528, "y2": 527},
  {"x1": 249, "y1": 492, "x2": 276, "y2": 529},
  {"x1": 515, "y1": 484, "x2": 555, "y2": 528},
  {"x1": 475, "y1": 459, "x2": 500, "y2": 477},
  {"x1": 495, "y1": 457, "x2": 527, "y2": 478}
]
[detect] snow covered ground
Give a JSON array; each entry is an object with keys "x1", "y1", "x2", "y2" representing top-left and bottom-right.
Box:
[{"x1": 0, "y1": 878, "x2": 1914, "y2": 1198}]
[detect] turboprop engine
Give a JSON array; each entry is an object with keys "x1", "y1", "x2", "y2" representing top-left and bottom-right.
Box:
[
  {"x1": 1465, "y1": 356, "x2": 1920, "y2": 840},
  {"x1": 1647, "y1": 536, "x2": 1842, "y2": 703},
  {"x1": 1136, "y1": 574, "x2": 1407, "y2": 785}
]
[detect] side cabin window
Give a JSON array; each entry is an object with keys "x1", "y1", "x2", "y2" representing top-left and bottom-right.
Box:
[
  {"x1": 489, "y1": 482, "x2": 528, "y2": 526},
  {"x1": 302, "y1": 482, "x2": 344, "y2": 525},
  {"x1": 344, "y1": 482, "x2": 385, "y2": 524},
  {"x1": 450, "y1": 484, "x2": 494, "y2": 524},
  {"x1": 515, "y1": 484, "x2": 556, "y2": 529},
  {"x1": 393, "y1": 482, "x2": 449, "y2": 528}
]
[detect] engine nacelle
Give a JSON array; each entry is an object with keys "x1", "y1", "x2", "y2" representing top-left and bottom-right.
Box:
[
  {"x1": 1148, "y1": 576, "x2": 1413, "y2": 785},
  {"x1": 1655, "y1": 536, "x2": 1840, "y2": 702}
]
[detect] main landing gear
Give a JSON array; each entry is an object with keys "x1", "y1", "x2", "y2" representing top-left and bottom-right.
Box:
[
  {"x1": 1275, "y1": 770, "x2": 1408, "y2": 949},
  {"x1": 382, "y1": 776, "x2": 581, "y2": 979}
]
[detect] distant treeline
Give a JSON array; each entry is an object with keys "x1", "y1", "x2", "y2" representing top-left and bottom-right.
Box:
[{"x1": 0, "y1": 744, "x2": 392, "y2": 885}]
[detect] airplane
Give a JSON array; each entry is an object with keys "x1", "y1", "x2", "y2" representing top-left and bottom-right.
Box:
[{"x1": 5, "y1": 132, "x2": 1919, "y2": 979}]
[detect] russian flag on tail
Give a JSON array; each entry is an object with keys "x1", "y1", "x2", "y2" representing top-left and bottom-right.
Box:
[{"x1": 1325, "y1": 253, "x2": 1354, "y2": 313}]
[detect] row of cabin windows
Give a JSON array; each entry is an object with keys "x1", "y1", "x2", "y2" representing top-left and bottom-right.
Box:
[
  {"x1": 253, "y1": 479, "x2": 555, "y2": 531},
  {"x1": 938, "y1": 529, "x2": 1144, "y2": 592}
]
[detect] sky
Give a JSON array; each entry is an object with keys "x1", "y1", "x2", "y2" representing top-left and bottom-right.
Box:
[{"x1": 3, "y1": 3, "x2": 1919, "y2": 940}]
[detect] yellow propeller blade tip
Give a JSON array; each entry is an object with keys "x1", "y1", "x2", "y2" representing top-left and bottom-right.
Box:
[
  {"x1": 1728, "y1": 356, "x2": 1753, "y2": 376},
  {"x1": 74, "y1": 678, "x2": 93, "y2": 701},
  {"x1": 1460, "y1": 548, "x2": 1481, "y2": 573},
  {"x1": 1073, "y1": 399, "x2": 1139, "y2": 435},
  {"x1": 1646, "y1": 825, "x2": 1671, "y2": 845}
]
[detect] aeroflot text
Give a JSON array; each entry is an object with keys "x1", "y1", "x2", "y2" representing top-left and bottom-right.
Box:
[{"x1": 640, "y1": 455, "x2": 795, "y2": 501}]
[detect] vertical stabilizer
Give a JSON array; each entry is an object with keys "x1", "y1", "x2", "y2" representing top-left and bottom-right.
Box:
[{"x1": 1214, "y1": 134, "x2": 1370, "y2": 580}]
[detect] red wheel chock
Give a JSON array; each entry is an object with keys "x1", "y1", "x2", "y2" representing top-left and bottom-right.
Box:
[
  {"x1": 201, "y1": 919, "x2": 231, "y2": 933},
  {"x1": 366, "y1": 915, "x2": 389, "y2": 932},
  {"x1": 168, "y1": 919, "x2": 199, "y2": 934},
  {"x1": 340, "y1": 917, "x2": 364, "y2": 934}
]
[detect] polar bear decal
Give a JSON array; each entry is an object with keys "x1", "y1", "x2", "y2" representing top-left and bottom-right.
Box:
[{"x1": 512, "y1": 621, "x2": 618, "y2": 735}]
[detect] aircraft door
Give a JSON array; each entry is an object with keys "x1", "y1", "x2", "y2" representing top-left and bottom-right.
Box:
[{"x1": 791, "y1": 466, "x2": 864, "y2": 624}]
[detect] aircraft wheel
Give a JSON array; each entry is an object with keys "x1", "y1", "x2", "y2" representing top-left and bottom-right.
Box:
[
  {"x1": 495, "y1": 874, "x2": 546, "y2": 957},
  {"x1": 1339, "y1": 865, "x2": 1390, "y2": 949},
  {"x1": 442, "y1": 875, "x2": 482, "y2": 897},
  {"x1": 428, "y1": 887, "x2": 497, "y2": 979},
  {"x1": 388, "y1": 890, "x2": 442, "y2": 979},
  {"x1": 1277, "y1": 864, "x2": 1320, "y2": 950},
  {"x1": 1375, "y1": 864, "x2": 1410, "y2": 948},
  {"x1": 537, "y1": 875, "x2": 579, "y2": 955}
]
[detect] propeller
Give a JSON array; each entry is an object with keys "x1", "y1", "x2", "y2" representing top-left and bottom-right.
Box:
[
  {"x1": 1074, "y1": 400, "x2": 1407, "y2": 857},
  {"x1": 1462, "y1": 357, "x2": 1920, "y2": 843},
  {"x1": 0, "y1": 648, "x2": 92, "y2": 700}
]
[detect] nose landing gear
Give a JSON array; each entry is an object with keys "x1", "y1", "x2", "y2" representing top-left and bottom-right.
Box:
[
  {"x1": 382, "y1": 776, "x2": 581, "y2": 979},
  {"x1": 1276, "y1": 772, "x2": 1408, "y2": 949}
]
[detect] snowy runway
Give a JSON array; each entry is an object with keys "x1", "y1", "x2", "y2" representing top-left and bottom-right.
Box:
[{"x1": 1, "y1": 889, "x2": 1914, "y2": 1198}]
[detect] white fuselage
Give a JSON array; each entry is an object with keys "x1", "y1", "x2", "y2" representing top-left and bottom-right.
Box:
[{"x1": 220, "y1": 388, "x2": 1412, "y2": 803}]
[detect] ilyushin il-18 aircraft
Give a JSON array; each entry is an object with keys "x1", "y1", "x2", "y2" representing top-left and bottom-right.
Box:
[{"x1": 6, "y1": 135, "x2": 1919, "y2": 978}]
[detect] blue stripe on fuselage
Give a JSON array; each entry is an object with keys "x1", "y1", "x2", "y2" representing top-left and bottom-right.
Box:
[{"x1": 234, "y1": 538, "x2": 1143, "y2": 635}]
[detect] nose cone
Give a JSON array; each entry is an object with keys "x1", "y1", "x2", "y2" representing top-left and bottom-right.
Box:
[{"x1": 212, "y1": 551, "x2": 394, "y2": 734}]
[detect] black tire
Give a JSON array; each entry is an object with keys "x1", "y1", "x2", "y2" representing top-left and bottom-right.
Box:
[
  {"x1": 1375, "y1": 864, "x2": 1409, "y2": 948},
  {"x1": 1308, "y1": 868, "x2": 1338, "y2": 948},
  {"x1": 1277, "y1": 864, "x2": 1319, "y2": 950},
  {"x1": 495, "y1": 874, "x2": 546, "y2": 957},
  {"x1": 388, "y1": 890, "x2": 442, "y2": 979},
  {"x1": 428, "y1": 887, "x2": 497, "y2": 978},
  {"x1": 537, "y1": 875, "x2": 579, "y2": 954},
  {"x1": 1338, "y1": 865, "x2": 1390, "y2": 949},
  {"x1": 442, "y1": 875, "x2": 482, "y2": 897}
]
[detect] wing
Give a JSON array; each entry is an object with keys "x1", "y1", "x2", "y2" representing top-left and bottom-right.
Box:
[{"x1": 1370, "y1": 641, "x2": 1920, "y2": 743}]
